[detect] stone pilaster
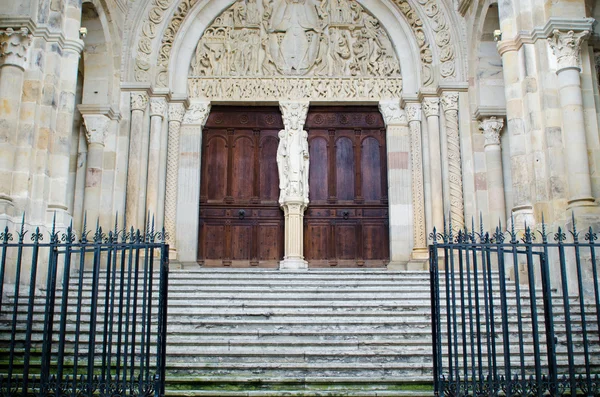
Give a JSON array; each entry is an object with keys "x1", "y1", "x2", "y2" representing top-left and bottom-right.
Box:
[
  {"x1": 125, "y1": 92, "x2": 148, "y2": 230},
  {"x1": 81, "y1": 114, "x2": 109, "y2": 225},
  {"x1": 441, "y1": 92, "x2": 464, "y2": 230},
  {"x1": 0, "y1": 27, "x2": 31, "y2": 212},
  {"x1": 479, "y1": 117, "x2": 507, "y2": 226},
  {"x1": 548, "y1": 29, "x2": 596, "y2": 209},
  {"x1": 146, "y1": 97, "x2": 166, "y2": 222},
  {"x1": 379, "y1": 99, "x2": 412, "y2": 267},
  {"x1": 406, "y1": 103, "x2": 427, "y2": 262},
  {"x1": 278, "y1": 101, "x2": 310, "y2": 270},
  {"x1": 422, "y1": 97, "x2": 444, "y2": 231}
]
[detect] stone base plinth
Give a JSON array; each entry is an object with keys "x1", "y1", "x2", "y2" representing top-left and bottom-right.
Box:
[{"x1": 279, "y1": 258, "x2": 308, "y2": 271}]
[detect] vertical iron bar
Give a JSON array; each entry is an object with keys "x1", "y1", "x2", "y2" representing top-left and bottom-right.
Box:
[
  {"x1": 106, "y1": 231, "x2": 119, "y2": 386},
  {"x1": 87, "y1": 228, "x2": 103, "y2": 393},
  {"x1": 556, "y1": 232, "x2": 576, "y2": 395},
  {"x1": 457, "y1": 238, "x2": 468, "y2": 384},
  {"x1": 139, "y1": 240, "x2": 150, "y2": 386},
  {"x1": 496, "y1": 230, "x2": 511, "y2": 396},
  {"x1": 157, "y1": 243, "x2": 169, "y2": 397},
  {"x1": 430, "y1": 239, "x2": 440, "y2": 397},
  {"x1": 464, "y1": 233, "x2": 475, "y2": 394},
  {"x1": 41, "y1": 226, "x2": 60, "y2": 384},
  {"x1": 7, "y1": 224, "x2": 25, "y2": 384},
  {"x1": 122, "y1": 230, "x2": 135, "y2": 390},
  {"x1": 572, "y1": 226, "x2": 591, "y2": 390},
  {"x1": 524, "y1": 230, "x2": 542, "y2": 397},
  {"x1": 129, "y1": 232, "x2": 142, "y2": 386},
  {"x1": 588, "y1": 227, "x2": 600, "y2": 346},
  {"x1": 480, "y1": 233, "x2": 494, "y2": 387},
  {"x1": 73, "y1": 239, "x2": 88, "y2": 386},
  {"x1": 540, "y1": 224, "x2": 557, "y2": 394},
  {"x1": 145, "y1": 240, "x2": 156, "y2": 383},
  {"x1": 0, "y1": 226, "x2": 10, "y2": 310},
  {"x1": 101, "y1": 234, "x2": 114, "y2": 383},
  {"x1": 116, "y1": 230, "x2": 129, "y2": 383},
  {"x1": 22, "y1": 227, "x2": 41, "y2": 396},
  {"x1": 56, "y1": 225, "x2": 74, "y2": 384},
  {"x1": 470, "y1": 232, "x2": 483, "y2": 390},
  {"x1": 509, "y1": 235, "x2": 525, "y2": 380}
]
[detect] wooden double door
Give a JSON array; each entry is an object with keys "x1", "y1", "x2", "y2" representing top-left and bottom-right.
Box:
[{"x1": 197, "y1": 106, "x2": 389, "y2": 268}]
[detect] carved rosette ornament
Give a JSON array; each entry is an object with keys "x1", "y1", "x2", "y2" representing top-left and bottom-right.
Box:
[
  {"x1": 82, "y1": 115, "x2": 110, "y2": 146},
  {"x1": 0, "y1": 27, "x2": 32, "y2": 69},
  {"x1": 406, "y1": 103, "x2": 426, "y2": 250},
  {"x1": 548, "y1": 30, "x2": 589, "y2": 72},
  {"x1": 150, "y1": 97, "x2": 167, "y2": 117},
  {"x1": 278, "y1": 101, "x2": 310, "y2": 205},
  {"x1": 479, "y1": 116, "x2": 504, "y2": 147},
  {"x1": 441, "y1": 92, "x2": 464, "y2": 230},
  {"x1": 379, "y1": 100, "x2": 407, "y2": 126},
  {"x1": 131, "y1": 92, "x2": 149, "y2": 111}
]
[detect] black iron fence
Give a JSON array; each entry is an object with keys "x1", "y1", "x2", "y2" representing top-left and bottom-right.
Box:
[
  {"x1": 430, "y1": 216, "x2": 600, "y2": 397},
  {"x1": 0, "y1": 215, "x2": 169, "y2": 397}
]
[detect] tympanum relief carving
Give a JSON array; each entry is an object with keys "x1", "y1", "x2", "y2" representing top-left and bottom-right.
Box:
[{"x1": 188, "y1": 0, "x2": 402, "y2": 100}]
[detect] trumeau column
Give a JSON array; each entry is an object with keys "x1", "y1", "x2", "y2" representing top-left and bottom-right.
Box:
[
  {"x1": 146, "y1": 97, "x2": 166, "y2": 222},
  {"x1": 176, "y1": 101, "x2": 210, "y2": 263},
  {"x1": 441, "y1": 92, "x2": 464, "y2": 230},
  {"x1": 278, "y1": 101, "x2": 310, "y2": 271},
  {"x1": 0, "y1": 27, "x2": 31, "y2": 213},
  {"x1": 406, "y1": 103, "x2": 428, "y2": 262},
  {"x1": 479, "y1": 117, "x2": 507, "y2": 226},
  {"x1": 548, "y1": 30, "x2": 596, "y2": 209},
  {"x1": 164, "y1": 102, "x2": 186, "y2": 258},
  {"x1": 379, "y1": 100, "x2": 412, "y2": 267},
  {"x1": 125, "y1": 92, "x2": 148, "y2": 230},
  {"x1": 81, "y1": 114, "x2": 109, "y2": 225},
  {"x1": 422, "y1": 98, "x2": 444, "y2": 232}
]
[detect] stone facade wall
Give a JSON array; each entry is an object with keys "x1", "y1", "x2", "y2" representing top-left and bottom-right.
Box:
[{"x1": 2, "y1": 0, "x2": 600, "y2": 270}]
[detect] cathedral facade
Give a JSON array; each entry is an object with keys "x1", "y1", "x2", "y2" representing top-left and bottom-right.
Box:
[{"x1": 1, "y1": 0, "x2": 600, "y2": 269}]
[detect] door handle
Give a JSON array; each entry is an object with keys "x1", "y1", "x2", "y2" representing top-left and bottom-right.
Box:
[
  {"x1": 342, "y1": 210, "x2": 350, "y2": 220},
  {"x1": 238, "y1": 209, "x2": 246, "y2": 220}
]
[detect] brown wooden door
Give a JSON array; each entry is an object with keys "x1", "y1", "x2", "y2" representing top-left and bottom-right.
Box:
[
  {"x1": 304, "y1": 107, "x2": 389, "y2": 267},
  {"x1": 198, "y1": 107, "x2": 284, "y2": 267}
]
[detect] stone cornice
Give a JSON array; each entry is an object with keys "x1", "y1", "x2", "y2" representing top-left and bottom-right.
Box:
[
  {"x1": 0, "y1": 18, "x2": 85, "y2": 54},
  {"x1": 473, "y1": 106, "x2": 506, "y2": 120},
  {"x1": 497, "y1": 17, "x2": 594, "y2": 56},
  {"x1": 77, "y1": 104, "x2": 122, "y2": 121}
]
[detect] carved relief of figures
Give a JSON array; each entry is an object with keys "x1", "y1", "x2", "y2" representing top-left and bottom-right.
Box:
[{"x1": 190, "y1": 0, "x2": 401, "y2": 79}]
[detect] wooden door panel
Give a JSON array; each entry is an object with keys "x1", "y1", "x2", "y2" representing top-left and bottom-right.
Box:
[
  {"x1": 304, "y1": 107, "x2": 389, "y2": 268},
  {"x1": 199, "y1": 107, "x2": 284, "y2": 267}
]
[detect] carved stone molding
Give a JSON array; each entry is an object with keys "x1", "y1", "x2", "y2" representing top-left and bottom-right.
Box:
[
  {"x1": 422, "y1": 97, "x2": 439, "y2": 117},
  {"x1": 182, "y1": 101, "x2": 211, "y2": 125},
  {"x1": 441, "y1": 91, "x2": 463, "y2": 230},
  {"x1": 378, "y1": 99, "x2": 406, "y2": 126},
  {"x1": 548, "y1": 29, "x2": 589, "y2": 72},
  {"x1": 168, "y1": 102, "x2": 186, "y2": 123},
  {"x1": 278, "y1": 101, "x2": 310, "y2": 205},
  {"x1": 130, "y1": 92, "x2": 149, "y2": 111},
  {"x1": 0, "y1": 27, "x2": 31, "y2": 69},
  {"x1": 405, "y1": 103, "x2": 422, "y2": 122},
  {"x1": 189, "y1": 76, "x2": 402, "y2": 101},
  {"x1": 150, "y1": 97, "x2": 167, "y2": 117},
  {"x1": 479, "y1": 116, "x2": 504, "y2": 147},
  {"x1": 82, "y1": 114, "x2": 110, "y2": 146}
]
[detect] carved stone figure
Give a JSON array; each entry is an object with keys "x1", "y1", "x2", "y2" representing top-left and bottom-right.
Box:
[{"x1": 278, "y1": 102, "x2": 310, "y2": 204}]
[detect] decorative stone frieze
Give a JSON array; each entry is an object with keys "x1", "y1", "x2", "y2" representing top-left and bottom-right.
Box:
[
  {"x1": 149, "y1": 97, "x2": 167, "y2": 117},
  {"x1": 479, "y1": 116, "x2": 504, "y2": 147},
  {"x1": 548, "y1": 29, "x2": 589, "y2": 72},
  {"x1": 82, "y1": 115, "x2": 110, "y2": 146},
  {"x1": 278, "y1": 101, "x2": 310, "y2": 205},
  {"x1": 0, "y1": 27, "x2": 32, "y2": 69},
  {"x1": 378, "y1": 99, "x2": 406, "y2": 126},
  {"x1": 441, "y1": 91, "x2": 464, "y2": 230},
  {"x1": 131, "y1": 92, "x2": 149, "y2": 111}
]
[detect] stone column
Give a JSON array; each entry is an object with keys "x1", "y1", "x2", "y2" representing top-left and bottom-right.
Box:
[
  {"x1": 479, "y1": 117, "x2": 507, "y2": 226},
  {"x1": 278, "y1": 101, "x2": 310, "y2": 271},
  {"x1": 146, "y1": 97, "x2": 166, "y2": 221},
  {"x1": 548, "y1": 30, "x2": 595, "y2": 209},
  {"x1": 125, "y1": 92, "x2": 148, "y2": 230},
  {"x1": 406, "y1": 103, "x2": 428, "y2": 261},
  {"x1": 441, "y1": 92, "x2": 464, "y2": 230},
  {"x1": 422, "y1": 98, "x2": 444, "y2": 231},
  {"x1": 0, "y1": 27, "x2": 30, "y2": 212},
  {"x1": 81, "y1": 114, "x2": 109, "y2": 224},
  {"x1": 379, "y1": 100, "x2": 412, "y2": 267},
  {"x1": 164, "y1": 102, "x2": 185, "y2": 258}
]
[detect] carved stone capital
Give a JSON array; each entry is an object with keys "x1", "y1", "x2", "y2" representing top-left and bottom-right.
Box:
[
  {"x1": 422, "y1": 98, "x2": 440, "y2": 117},
  {"x1": 149, "y1": 97, "x2": 167, "y2": 117},
  {"x1": 130, "y1": 92, "x2": 149, "y2": 111},
  {"x1": 0, "y1": 27, "x2": 31, "y2": 69},
  {"x1": 82, "y1": 114, "x2": 110, "y2": 146},
  {"x1": 479, "y1": 116, "x2": 504, "y2": 147},
  {"x1": 168, "y1": 103, "x2": 186, "y2": 123},
  {"x1": 183, "y1": 102, "x2": 211, "y2": 125},
  {"x1": 279, "y1": 102, "x2": 309, "y2": 132},
  {"x1": 405, "y1": 103, "x2": 422, "y2": 123},
  {"x1": 441, "y1": 92, "x2": 459, "y2": 113},
  {"x1": 548, "y1": 29, "x2": 589, "y2": 72},
  {"x1": 378, "y1": 100, "x2": 406, "y2": 126}
]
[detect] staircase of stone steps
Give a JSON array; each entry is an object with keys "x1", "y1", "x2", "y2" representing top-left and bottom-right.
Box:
[{"x1": 1, "y1": 268, "x2": 600, "y2": 397}]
